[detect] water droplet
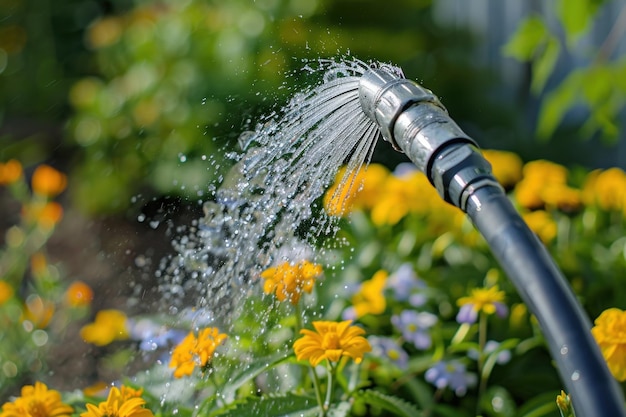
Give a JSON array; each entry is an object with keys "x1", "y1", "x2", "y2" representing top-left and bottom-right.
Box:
[
  {"x1": 560, "y1": 345, "x2": 568, "y2": 355},
  {"x1": 571, "y1": 371, "x2": 580, "y2": 381}
]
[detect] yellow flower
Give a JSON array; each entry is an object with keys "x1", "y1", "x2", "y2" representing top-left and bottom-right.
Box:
[
  {"x1": 31, "y1": 164, "x2": 67, "y2": 198},
  {"x1": 514, "y1": 160, "x2": 576, "y2": 210},
  {"x1": 260, "y1": 260, "x2": 322, "y2": 305},
  {"x1": 591, "y1": 308, "x2": 626, "y2": 381},
  {"x1": 456, "y1": 286, "x2": 508, "y2": 324},
  {"x1": 0, "y1": 159, "x2": 23, "y2": 185},
  {"x1": 482, "y1": 149, "x2": 523, "y2": 189},
  {"x1": 80, "y1": 309, "x2": 129, "y2": 346},
  {"x1": 582, "y1": 168, "x2": 626, "y2": 212},
  {"x1": 345, "y1": 270, "x2": 387, "y2": 320},
  {"x1": 65, "y1": 281, "x2": 94, "y2": 307},
  {"x1": 324, "y1": 164, "x2": 389, "y2": 217},
  {"x1": 81, "y1": 385, "x2": 154, "y2": 417},
  {"x1": 293, "y1": 320, "x2": 371, "y2": 366},
  {"x1": 522, "y1": 210, "x2": 557, "y2": 243},
  {"x1": 169, "y1": 327, "x2": 227, "y2": 378},
  {"x1": 0, "y1": 381, "x2": 73, "y2": 417},
  {"x1": 556, "y1": 390, "x2": 572, "y2": 415},
  {"x1": 0, "y1": 280, "x2": 13, "y2": 305}
]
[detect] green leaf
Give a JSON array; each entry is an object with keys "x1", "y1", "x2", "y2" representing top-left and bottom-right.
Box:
[
  {"x1": 531, "y1": 37, "x2": 560, "y2": 94},
  {"x1": 557, "y1": 0, "x2": 602, "y2": 47},
  {"x1": 357, "y1": 389, "x2": 424, "y2": 417},
  {"x1": 210, "y1": 393, "x2": 319, "y2": 417},
  {"x1": 517, "y1": 392, "x2": 559, "y2": 417},
  {"x1": 223, "y1": 353, "x2": 291, "y2": 396},
  {"x1": 536, "y1": 70, "x2": 584, "y2": 140},
  {"x1": 502, "y1": 16, "x2": 549, "y2": 61}
]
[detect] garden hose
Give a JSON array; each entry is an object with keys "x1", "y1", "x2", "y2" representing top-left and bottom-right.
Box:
[{"x1": 358, "y1": 67, "x2": 626, "y2": 417}]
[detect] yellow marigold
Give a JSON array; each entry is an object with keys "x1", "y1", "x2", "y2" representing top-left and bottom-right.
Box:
[
  {"x1": 523, "y1": 210, "x2": 557, "y2": 243},
  {"x1": 65, "y1": 281, "x2": 94, "y2": 307},
  {"x1": 591, "y1": 308, "x2": 626, "y2": 381},
  {"x1": 0, "y1": 159, "x2": 23, "y2": 185},
  {"x1": 482, "y1": 149, "x2": 523, "y2": 189},
  {"x1": 324, "y1": 164, "x2": 389, "y2": 217},
  {"x1": 345, "y1": 270, "x2": 387, "y2": 320},
  {"x1": 80, "y1": 309, "x2": 129, "y2": 346},
  {"x1": 514, "y1": 160, "x2": 570, "y2": 210},
  {"x1": 293, "y1": 320, "x2": 372, "y2": 366},
  {"x1": 260, "y1": 260, "x2": 322, "y2": 305},
  {"x1": 582, "y1": 168, "x2": 626, "y2": 212},
  {"x1": 0, "y1": 280, "x2": 13, "y2": 305},
  {"x1": 0, "y1": 381, "x2": 73, "y2": 417},
  {"x1": 31, "y1": 164, "x2": 67, "y2": 198},
  {"x1": 169, "y1": 327, "x2": 227, "y2": 378},
  {"x1": 81, "y1": 385, "x2": 154, "y2": 417}
]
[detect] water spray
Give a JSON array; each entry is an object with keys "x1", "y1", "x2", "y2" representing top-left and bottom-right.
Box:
[{"x1": 359, "y1": 66, "x2": 626, "y2": 416}]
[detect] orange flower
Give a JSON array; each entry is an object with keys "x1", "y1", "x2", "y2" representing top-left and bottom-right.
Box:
[
  {"x1": 169, "y1": 327, "x2": 227, "y2": 378},
  {"x1": 0, "y1": 159, "x2": 23, "y2": 185},
  {"x1": 260, "y1": 260, "x2": 322, "y2": 305},
  {"x1": 22, "y1": 295, "x2": 55, "y2": 329},
  {"x1": 23, "y1": 201, "x2": 64, "y2": 229},
  {"x1": 31, "y1": 164, "x2": 67, "y2": 197},
  {"x1": 293, "y1": 320, "x2": 371, "y2": 366},
  {"x1": 65, "y1": 281, "x2": 94, "y2": 307}
]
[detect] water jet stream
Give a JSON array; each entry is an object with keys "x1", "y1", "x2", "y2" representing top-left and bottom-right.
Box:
[{"x1": 358, "y1": 65, "x2": 626, "y2": 417}]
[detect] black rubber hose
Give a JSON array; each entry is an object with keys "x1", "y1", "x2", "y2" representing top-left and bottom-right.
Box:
[{"x1": 465, "y1": 184, "x2": 626, "y2": 417}]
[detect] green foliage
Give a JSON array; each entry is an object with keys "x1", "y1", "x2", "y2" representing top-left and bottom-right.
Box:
[
  {"x1": 355, "y1": 390, "x2": 425, "y2": 417},
  {"x1": 503, "y1": 0, "x2": 626, "y2": 142},
  {"x1": 211, "y1": 393, "x2": 319, "y2": 417}
]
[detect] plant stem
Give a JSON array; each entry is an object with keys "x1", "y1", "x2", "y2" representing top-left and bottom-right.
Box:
[
  {"x1": 324, "y1": 361, "x2": 336, "y2": 410},
  {"x1": 476, "y1": 312, "x2": 488, "y2": 416}
]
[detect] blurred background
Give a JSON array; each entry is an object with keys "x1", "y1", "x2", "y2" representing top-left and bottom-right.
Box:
[{"x1": 1, "y1": 0, "x2": 626, "y2": 393}]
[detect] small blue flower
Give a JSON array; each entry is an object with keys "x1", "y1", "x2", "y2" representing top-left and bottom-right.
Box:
[
  {"x1": 468, "y1": 340, "x2": 512, "y2": 365},
  {"x1": 425, "y1": 360, "x2": 477, "y2": 396},
  {"x1": 386, "y1": 263, "x2": 427, "y2": 307},
  {"x1": 368, "y1": 336, "x2": 410, "y2": 370},
  {"x1": 391, "y1": 310, "x2": 437, "y2": 350}
]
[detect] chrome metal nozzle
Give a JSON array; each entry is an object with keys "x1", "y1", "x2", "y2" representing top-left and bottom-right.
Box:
[{"x1": 358, "y1": 68, "x2": 440, "y2": 150}]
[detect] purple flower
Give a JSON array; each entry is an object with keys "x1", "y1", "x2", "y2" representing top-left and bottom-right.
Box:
[
  {"x1": 368, "y1": 336, "x2": 410, "y2": 370},
  {"x1": 468, "y1": 340, "x2": 512, "y2": 365},
  {"x1": 128, "y1": 318, "x2": 186, "y2": 351},
  {"x1": 425, "y1": 360, "x2": 477, "y2": 396},
  {"x1": 386, "y1": 264, "x2": 427, "y2": 307},
  {"x1": 391, "y1": 310, "x2": 437, "y2": 350}
]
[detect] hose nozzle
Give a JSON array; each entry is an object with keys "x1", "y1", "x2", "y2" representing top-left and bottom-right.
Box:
[{"x1": 359, "y1": 68, "x2": 497, "y2": 210}]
